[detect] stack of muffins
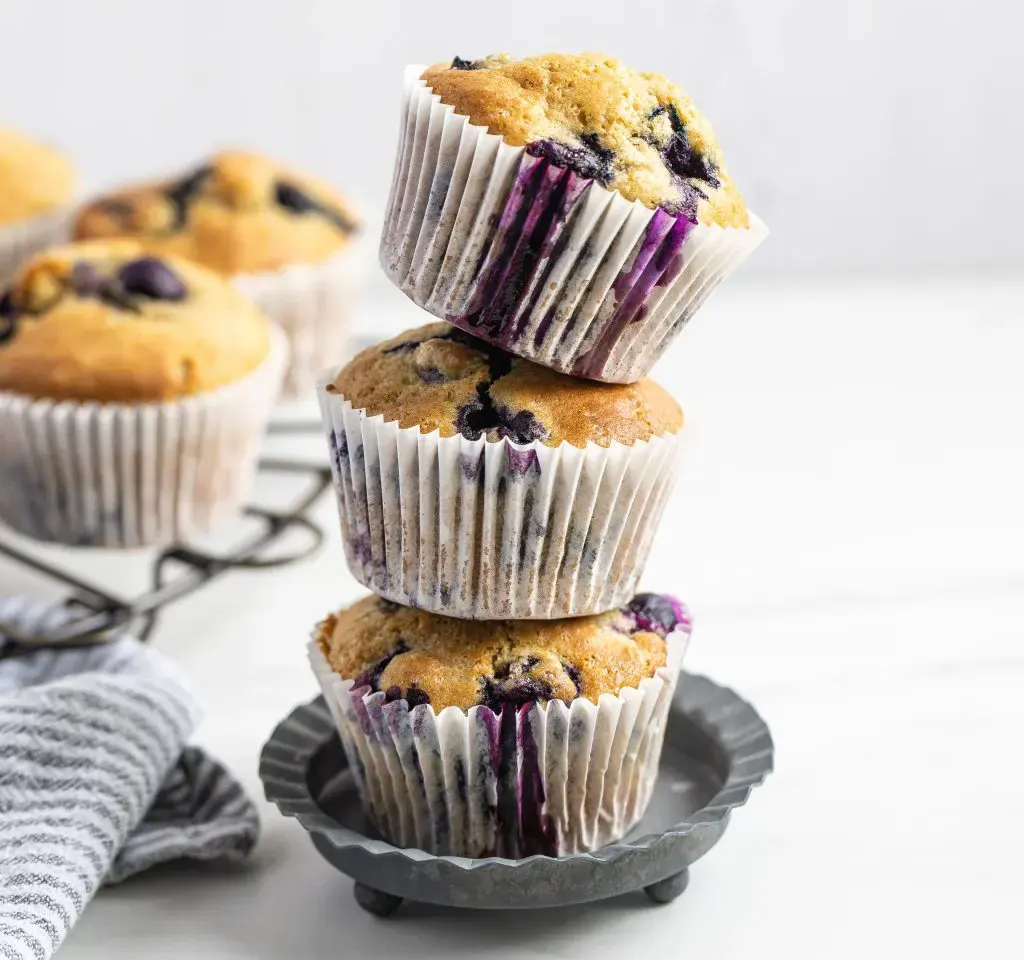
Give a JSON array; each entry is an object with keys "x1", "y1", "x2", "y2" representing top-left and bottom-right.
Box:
[
  {"x1": 0, "y1": 149, "x2": 360, "y2": 548},
  {"x1": 310, "y1": 53, "x2": 765, "y2": 858}
]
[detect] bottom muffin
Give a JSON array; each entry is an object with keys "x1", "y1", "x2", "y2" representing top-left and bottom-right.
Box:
[{"x1": 309, "y1": 592, "x2": 691, "y2": 858}]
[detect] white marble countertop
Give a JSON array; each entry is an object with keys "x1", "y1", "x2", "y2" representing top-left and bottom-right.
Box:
[{"x1": 2, "y1": 278, "x2": 1020, "y2": 958}]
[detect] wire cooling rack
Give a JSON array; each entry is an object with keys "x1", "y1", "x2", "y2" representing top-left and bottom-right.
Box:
[{"x1": 0, "y1": 420, "x2": 330, "y2": 652}]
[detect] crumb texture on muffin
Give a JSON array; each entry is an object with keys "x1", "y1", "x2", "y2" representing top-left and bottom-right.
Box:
[
  {"x1": 0, "y1": 128, "x2": 76, "y2": 226},
  {"x1": 316, "y1": 593, "x2": 688, "y2": 712},
  {"x1": 73, "y1": 151, "x2": 359, "y2": 275},
  {"x1": 330, "y1": 322, "x2": 681, "y2": 447},
  {"x1": 0, "y1": 240, "x2": 271, "y2": 402},
  {"x1": 421, "y1": 53, "x2": 748, "y2": 227}
]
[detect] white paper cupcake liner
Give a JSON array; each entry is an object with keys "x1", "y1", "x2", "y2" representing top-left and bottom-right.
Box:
[
  {"x1": 0, "y1": 205, "x2": 72, "y2": 285},
  {"x1": 0, "y1": 325, "x2": 287, "y2": 548},
  {"x1": 381, "y1": 65, "x2": 767, "y2": 384},
  {"x1": 318, "y1": 380, "x2": 686, "y2": 619},
  {"x1": 309, "y1": 619, "x2": 688, "y2": 858},
  {"x1": 234, "y1": 247, "x2": 360, "y2": 400}
]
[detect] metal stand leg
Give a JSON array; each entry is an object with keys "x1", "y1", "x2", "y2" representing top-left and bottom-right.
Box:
[
  {"x1": 353, "y1": 882, "x2": 403, "y2": 917},
  {"x1": 644, "y1": 868, "x2": 690, "y2": 904}
]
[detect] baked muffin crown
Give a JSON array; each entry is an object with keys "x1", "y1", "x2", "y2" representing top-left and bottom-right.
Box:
[
  {"x1": 73, "y1": 151, "x2": 360, "y2": 275},
  {"x1": 316, "y1": 593, "x2": 688, "y2": 712},
  {"x1": 421, "y1": 53, "x2": 748, "y2": 227},
  {"x1": 330, "y1": 322, "x2": 682, "y2": 448},
  {"x1": 0, "y1": 128, "x2": 76, "y2": 226},
  {"x1": 0, "y1": 240, "x2": 271, "y2": 403}
]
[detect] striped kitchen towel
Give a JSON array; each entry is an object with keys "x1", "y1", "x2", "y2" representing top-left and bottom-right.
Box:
[{"x1": 0, "y1": 598, "x2": 259, "y2": 960}]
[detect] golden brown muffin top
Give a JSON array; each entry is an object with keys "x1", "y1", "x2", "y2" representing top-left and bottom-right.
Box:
[
  {"x1": 421, "y1": 53, "x2": 748, "y2": 228},
  {"x1": 73, "y1": 151, "x2": 360, "y2": 276},
  {"x1": 0, "y1": 128, "x2": 76, "y2": 226},
  {"x1": 330, "y1": 323, "x2": 682, "y2": 448},
  {"x1": 316, "y1": 593, "x2": 689, "y2": 712},
  {"x1": 0, "y1": 240, "x2": 272, "y2": 403}
]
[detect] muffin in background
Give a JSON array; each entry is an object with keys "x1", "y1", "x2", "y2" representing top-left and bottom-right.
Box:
[
  {"x1": 310, "y1": 592, "x2": 692, "y2": 857},
  {"x1": 382, "y1": 55, "x2": 766, "y2": 383},
  {"x1": 319, "y1": 322, "x2": 685, "y2": 619},
  {"x1": 74, "y1": 151, "x2": 360, "y2": 398},
  {"x1": 0, "y1": 240, "x2": 286, "y2": 547},
  {"x1": 0, "y1": 129, "x2": 76, "y2": 284}
]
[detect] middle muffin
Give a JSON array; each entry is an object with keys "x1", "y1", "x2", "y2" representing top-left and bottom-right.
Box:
[{"x1": 319, "y1": 322, "x2": 685, "y2": 619}]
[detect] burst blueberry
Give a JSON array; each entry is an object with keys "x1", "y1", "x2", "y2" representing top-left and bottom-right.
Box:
[
  {"x1": 625, "y1": 593, "x2": 685, "y2": 637},
  {"x1": 526, "y1": 134, "x2": 615, "y2": 187}
]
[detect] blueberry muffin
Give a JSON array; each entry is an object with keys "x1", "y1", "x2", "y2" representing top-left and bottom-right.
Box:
[
  {"x1": 0, "y1": 241, "x2": 270, "y2": 402},
  {"x1": 0, "y1": 128, "x2": 77, "y2": 283},
  {"x1": 310, "y1": 592, "x2": 691, "y2": 856},
  {"x1": 74, "y1": 152, "x2": 361, "y2": 397},
  {"x1": 423, "y1": 53, "x2": 747, "y2": 226},
  {"x1": 0, "y1": 241, "x2": 285, "y2": 547},
  {"x1": 74, "y1": 151, "x2": 357, "y2": 275},
  {"x1": 382, "y1": 55, "x2": 765, "y2": 384},
  {"x1": 319, "y1": 323, "x2": 685, "y2": 619},
  {"x1": 329, "y1": 322, "x2": 681, "y2": 448}
]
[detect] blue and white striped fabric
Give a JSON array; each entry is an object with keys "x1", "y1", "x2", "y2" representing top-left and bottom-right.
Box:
[{"x1": 0, "y1": 598, "x2": 259, "y2": 960}]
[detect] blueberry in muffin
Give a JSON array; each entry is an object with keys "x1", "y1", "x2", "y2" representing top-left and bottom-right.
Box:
[
  {"x1": 329, "y1": 321, "x2": 681, "y2": 449},
  {"x1": 421, "y1": 53, "x2": 747, "y2": 226},
  {"x1": 317, "y1": 592, "x2": 687, "y2": 711}
]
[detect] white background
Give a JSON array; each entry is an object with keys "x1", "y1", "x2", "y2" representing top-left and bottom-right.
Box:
[
  {"x1": 1, "y1": 0, "x2": 1022, "y2": 278},
  {"x1": 1, "y1": 2, "x2": 1022, "y2": 958}
]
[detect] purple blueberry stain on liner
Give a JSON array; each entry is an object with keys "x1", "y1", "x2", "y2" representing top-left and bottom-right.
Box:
[
  {"x1": 459, "y1": 450, "x2": 486, "y2": 482},
  {"x1": 505, "y1": 444, "x2": 541, "y2": 477},
  {"x1": 328, "y1": 430, "x2": 349, "y2": 475},
  {"x1": 517, "y1": 705, "x2": 558, "y2": 857},
  {"x1": 573, "y1": 210, "x2": 695, "y2": 376},
  {"x1": 450, "y1": 151, "x2": 592, "y2": 350}
]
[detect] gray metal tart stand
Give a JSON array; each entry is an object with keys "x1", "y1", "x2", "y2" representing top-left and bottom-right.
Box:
[{"x1": 260, "y1": 672, "x2": 773, "y2": 915}]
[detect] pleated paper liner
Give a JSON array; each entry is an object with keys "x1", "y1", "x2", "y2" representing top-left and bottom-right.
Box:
[
  {"x1": 381, "y1": 65, "x2": 767, "y2": 384},
  {"x1": 235, "y1": 247, "x2": 360, "y2": 400},
  {"x1": 308, "y1": 620, "x2": 688, "y2": 858},
  {"x1": 0, "y1": 324, "x2": 287, "y2": 548},
  {"x1": 318, "y1": 381, "x2": 686, "y2": 619},
  {"x1": 0, "y1": 205, "x2": 72, "y2": 285}
]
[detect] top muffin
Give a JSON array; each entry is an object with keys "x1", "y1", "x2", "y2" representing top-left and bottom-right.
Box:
[
  {"x1": 316, "y1": 592, "x2": 689, "y2": 712},
  {"x1": 0, "y1": 240, "x2": 272, "y2": 403},
  {"x1": 421, "y1": 53, "x2": 747, "y2": 227},
  {"x1": 73, "y1": 151, "x2": 359, "y2": 276},
  {"x1": 0, "y1": 128, "x2": 76, "y2": 226},
  {"x1": 330, "y1": 322, "x2": 682, "y2": 448}
]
